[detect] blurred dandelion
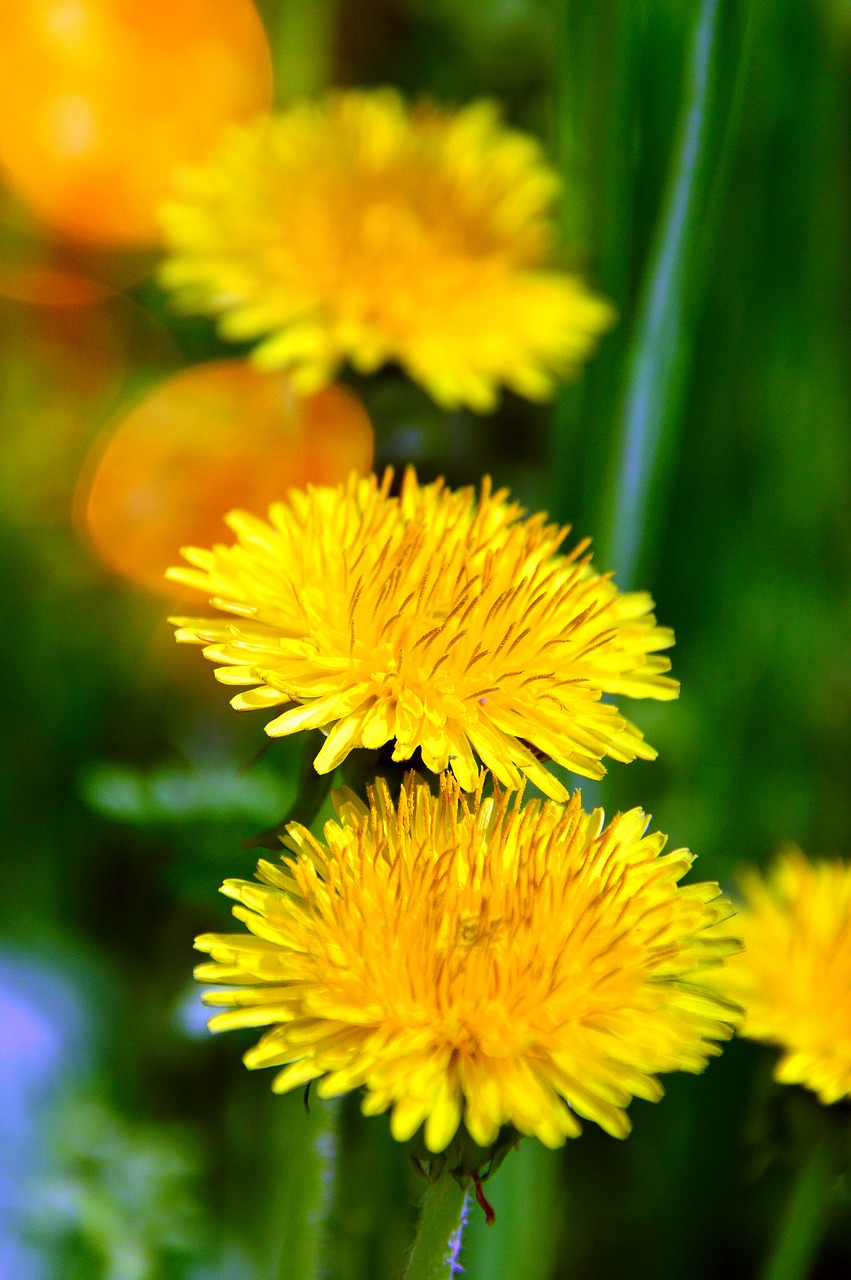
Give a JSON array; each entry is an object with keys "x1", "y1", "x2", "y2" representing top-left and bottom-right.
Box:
[
  {"x1": 168, "y1": 469, "x2": 678, "y2": 799},
  {"x1": 195, "y1": 773, "x2": 741, "y2": 1159},
  {"x1": 712, "y1": 848, "x2": 851, "y2": 1104},
  {"x1": 159, "y1": 89, "x2": 613, "y2": 410}
]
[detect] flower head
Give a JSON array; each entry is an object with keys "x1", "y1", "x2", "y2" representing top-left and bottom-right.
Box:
[
  {"x1": 712, "y1": 848, "x2": 851, "y2": 1104},
  {"x1": 168, "y1": 470, "x2": 678, "y2": 800},
  {"x1": 195, "y1": 773, "x2": 741, "y2": 1153},
  {"x1": 158, "y1": 89, "x2": 613, "y2": 411}
]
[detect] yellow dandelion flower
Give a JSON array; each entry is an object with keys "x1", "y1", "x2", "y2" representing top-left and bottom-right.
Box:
[
  {"x1": 168, "y1": 470, "x2": 679, "y2": 801},
  {"x1": 158, "y1": 89, "x2": 614, "y2": 412},
  {"x1": 195, "y1": 773, "x2": 741, "y2": 1154},
  {"x1": 711, "y1": 848, "x2": 851, "y2": 1104}
]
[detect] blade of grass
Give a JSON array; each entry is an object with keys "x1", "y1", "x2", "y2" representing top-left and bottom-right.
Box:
[
  {"x1": 548, "y1": 0, "x2": 639, "y2": 528},
  {"x1": 759, "y1": 1142, "x2": 834, "y2": 1280},
  {"x1": 461, "y1": 1141, "x2": 562, "y2": 1280},
  {"x1": 595, "y1": 0, "x2": 725, "y2": 588}
]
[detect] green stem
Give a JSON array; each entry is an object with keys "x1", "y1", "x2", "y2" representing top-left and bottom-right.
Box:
[
  {"x1": 273, "y1": 1096, "x2": 341, "y2": 1280},
  {"x1": 758, "y1": 1142, "x2": 834, "y2": 1280},
  {"x1": 596, "y1": 0, "x2": 724, "y2": 588},
  {"x1": 404, "y1": 1172, "x2": 470, "y2": 1280}
]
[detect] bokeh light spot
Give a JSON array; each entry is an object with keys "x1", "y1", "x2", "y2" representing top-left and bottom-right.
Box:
[
  {"x1": 79, "y1": 360, "x2": 375, "y2": 597},
  {"x1": 48, "y1": 94, "x2": 97, "y2": 155},
  {"x1": 0, "y1": 0, "x2": 273, "y2": 244}
]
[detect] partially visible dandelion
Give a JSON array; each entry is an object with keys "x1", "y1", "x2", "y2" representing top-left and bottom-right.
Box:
[
  {"x1": 159, "y1": 89, "x2": 614, "y2": 412},
  {"x1": 195, "y1": 773, "x2": 741, "y2": 1156},
  {"x1": 168, "y1": 470, "x2": 679, "y2": 800},
  {"x1": 711, "y1": 848, "x2": 851, "y2": 1104}
]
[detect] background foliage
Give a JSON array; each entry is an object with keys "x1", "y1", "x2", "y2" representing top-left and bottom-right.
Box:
[{"x1": 2, "y1": 1, "x2": 850, "y2": 1277}]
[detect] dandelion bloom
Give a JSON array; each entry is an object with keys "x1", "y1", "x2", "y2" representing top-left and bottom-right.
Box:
[
  {"x1": 195, "y1": 774, "x2": 741, "y2": 1153},
  {"x1": 159, "y1": 89, "x2": 614, "y2": 411},
  {"x1": 168, "y1": 470, "x2": 679, "y2": 800},
  {"x1": 712, "y1": 849, "x2": 851, "y2": 1104}
]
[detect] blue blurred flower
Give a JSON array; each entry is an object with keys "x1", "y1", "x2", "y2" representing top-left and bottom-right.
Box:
[{"x1": 0, "y1": 951, "x2": 90, "y2": 1278}]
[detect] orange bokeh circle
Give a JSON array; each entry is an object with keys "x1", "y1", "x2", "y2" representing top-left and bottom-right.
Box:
[
  {"x1": 0, "y1": 262, "x2": 113, "y2": 307},
  {"x1": 80, "y1": 360, "x2": 375, "y2": 597},
  {"x1": 0, "y1": 0, "x2": 273, "y2": 245}
]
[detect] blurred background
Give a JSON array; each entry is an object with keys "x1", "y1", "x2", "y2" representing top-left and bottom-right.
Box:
[{"x1": 1, "y1": 1, "x2": 850, "y2": 1277}]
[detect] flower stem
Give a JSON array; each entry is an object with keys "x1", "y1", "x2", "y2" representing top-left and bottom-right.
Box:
[
  {"x1": 758, "y1": 1142, "x2": 834, "y2": 1280},
  {"x1": 405, "y1": 1172, "x2": 470, "y2": 1280},
  {"x1": 272, "y1": 1095, "x2": 341, "y2": 1280}
]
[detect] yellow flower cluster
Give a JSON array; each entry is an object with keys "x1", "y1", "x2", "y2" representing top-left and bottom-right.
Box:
[
  {"x1": 196, "y1": 774, "x2": 741, "y2": 1153},
  {"x1": 172, "y1": 463, "x2": 743, "y2": 1150},
  {"x1": 159, "y1": 89, "x2": 613, "y2": 411},
  {"x1": 169, "y1": 469, "x2": 678, "y2": 800},
  {"x1": 163, "y1": 87, "x2": 753, "y2": 1164}
]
